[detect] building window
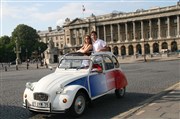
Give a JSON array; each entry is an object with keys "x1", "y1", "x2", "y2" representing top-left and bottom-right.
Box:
[
  {"x1": 172, "y1": 28, "x2": 177, "y2": 36},
  {"x1": 56, "y1": 43, "x2": 59, "y2": 47},
  {"x1": 67, "y1": 38, "x2": 69, "y2": 44},
  {"x1": 147, "y1": 32, "x2": 150, "y2": 39},
  {"x1": 165, "y1": 20, "x2": 167, "y2": 24},
  {"x1": 132, "y1": 33, "x2": 134, "y2": 39},
  {"x1": 61, "y1": 44, "x2": 63, "y2": 48}
]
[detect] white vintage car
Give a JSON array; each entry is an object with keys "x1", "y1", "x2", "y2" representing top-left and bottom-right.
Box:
[{"x1": 23, "y1": 52, "x2": 128, "y2": 117}]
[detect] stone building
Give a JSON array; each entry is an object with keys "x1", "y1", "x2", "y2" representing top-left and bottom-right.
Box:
[
  {"x1": 38, "y1": 26, "x2": 65, "y2": 63},
  {"x1": 38, "y1": 3, "x2": 180, "y2": 63}
]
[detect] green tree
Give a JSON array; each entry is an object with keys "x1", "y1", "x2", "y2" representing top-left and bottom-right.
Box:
[
  {"x1": 0, "y1": 36, "x2": 15, "y2": 62},
  {"x1": 11, "y1": 24, "x2": 42, "y2": 61}
]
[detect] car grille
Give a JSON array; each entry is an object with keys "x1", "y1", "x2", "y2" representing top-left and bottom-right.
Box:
[{"x1": 34, "y1": 93, "x2": 48, "y2": 101}]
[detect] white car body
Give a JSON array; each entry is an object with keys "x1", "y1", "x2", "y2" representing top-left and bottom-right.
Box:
[{"x1": 23, "y1": 52, "x2": 128, "y2": 116}]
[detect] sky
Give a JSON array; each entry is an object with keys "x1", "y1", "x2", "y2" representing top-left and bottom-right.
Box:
[{"x1": 0, "y1": 0, "x2": 179, "y2": 37}]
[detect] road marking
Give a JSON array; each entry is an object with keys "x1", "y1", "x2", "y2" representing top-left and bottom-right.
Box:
[{"x1": 136, "y1": 110, "x2": 145, "y2": 115}]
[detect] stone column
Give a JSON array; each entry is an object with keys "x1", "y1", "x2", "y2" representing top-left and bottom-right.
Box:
[
  {"x1": 117, "y1": 24, "x2": 121, "y2": 43},
  {"x1": 125, "y1": 23, "x2": 128, "y2": 42},
  {"x1": 81, "y1": 28, "x2": 84, "y2": 45},
  {"x1": 69, "y1": 29, "x2": 72, "y2": 45},
  {"x1": 177, "y1": 15, "x2": 180, "y2": 37},
  {"x1": 125, "y1": 45, "x2": 128, "y2": 55},
  {"x1": 149, "y1": 19, "x2": 152, "y2": 40},
  {"x1": 167, "y1": 17, "x2": 170, "y2": 38},
  {"x1": 76, "y1": 29, "x2": 79, "y2": 45},
  {"x1": 158, "y1": 18, "x2": 161, "y2": 39},
  {"x1": 133, "y1": 21, "x2": 136, "y2": 41},
  {"x1": 110, "y1": 24, "x2": 113, "y2": 42},
  {"x1": 118, "y1": 46, "x2": 121, "y2": 56},
  {"x1": 133, "y1": 45, "x2": 136, "y2": 55},
  {"x1": 97, "y1": 26, "x2": 100, "y2": 38},
  {"x1": 142, "y1": 42, "x2": 146, "y2": 55},
  {"x1": 141, "y1": 21, "x2": 144, "y2": 41},
  {"x1": 150, "y1": 45, "x2": 153, "y2": 55},
  {"x1": 103, "y1": 25, "x2": 106, "y2": 42}
]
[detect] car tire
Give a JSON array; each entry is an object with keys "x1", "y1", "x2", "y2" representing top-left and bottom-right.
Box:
[
  {"x1": 115, "y1": 87, "x2": 126, "y2": 98},
  {"x1": 69, "y1": 91, "x2": 86, "y2": 117}
]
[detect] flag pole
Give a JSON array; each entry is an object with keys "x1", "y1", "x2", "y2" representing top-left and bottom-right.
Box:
[{"x1": 82, "y1": 5, "x2": 85, "y2": 18}]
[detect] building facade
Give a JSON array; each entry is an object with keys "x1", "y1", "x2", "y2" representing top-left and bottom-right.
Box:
[{"x1": 38, "y1": 3, "x2": 180, "y2": 63}]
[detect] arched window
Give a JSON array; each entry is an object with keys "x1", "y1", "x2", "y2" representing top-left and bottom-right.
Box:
[
  {"x1": 144, "y1": 44, "x2": 150, "y2": 54},
  {"x1": 162, "y1": 42, "x2": 168, "y2": 49},
  {"x1": 153, "y1": 43, "x2": 159, "y2": 53},
  {"x1": 128, "y1": 45, "x2": 134, "y2": 55},
  {"x1": 171, "y1": 41, "x2": 177, "y2": 52},
  {"x1": 121, "y1": 46, "x2": 126, "y2": 56},
  {"x1": 136, "y1": 44, "x2": 142, "y2": 54},
  {"x1": 113, "y1": 46, "x2": 119, "y2": 56}
]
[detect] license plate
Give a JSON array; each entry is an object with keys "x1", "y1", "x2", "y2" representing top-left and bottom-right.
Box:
[{"x1": 32, "y1": 102, "x2": 49, "y2": 108}]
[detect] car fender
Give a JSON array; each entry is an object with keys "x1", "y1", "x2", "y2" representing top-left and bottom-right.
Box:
[
  {"x1": 52, "y1": 85, "x2": 89, "y2": 110},
  {"x1": 23, "y1": 88, "x2": 34, "y2": 106}
]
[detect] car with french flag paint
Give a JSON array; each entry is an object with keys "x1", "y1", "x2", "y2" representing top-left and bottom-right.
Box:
[{"x1": 23, "y1": 52, "x2": 128, "y2": 117}]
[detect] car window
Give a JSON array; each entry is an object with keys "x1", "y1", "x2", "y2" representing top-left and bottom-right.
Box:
[
  {"x1": 59, "y1": 59, "x2": 90, "y2": 69},
  {"x1": 103, "y1": 56, "x2": 114, "y2": 70},
  {"x1": 112, "y1": 56, "x2": 120, "y2": 68}
]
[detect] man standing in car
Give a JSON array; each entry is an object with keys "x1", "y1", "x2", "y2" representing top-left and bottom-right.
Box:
[{"x1": 90, "y1": 31, "x2": 109, "y2": 52}]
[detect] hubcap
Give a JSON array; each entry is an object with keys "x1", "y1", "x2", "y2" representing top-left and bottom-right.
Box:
[{"x1": 74, "y1": 95, "x2": 85, "y2": 114}]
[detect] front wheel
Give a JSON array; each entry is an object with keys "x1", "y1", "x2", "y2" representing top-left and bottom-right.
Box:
[
  {"x1": 69, "y1": 92, "x2": 86, "y2": 117},
  {"x1": 115, "y1": 87, "x2": 126, "y2": 98}
]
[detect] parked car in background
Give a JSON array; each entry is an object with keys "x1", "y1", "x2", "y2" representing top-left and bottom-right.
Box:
[{"x1": 23, "y1": 52, "x2": 128, "y2": 117}]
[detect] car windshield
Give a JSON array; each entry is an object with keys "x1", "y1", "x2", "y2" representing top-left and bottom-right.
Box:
[{"x1": 58, "y1": 56, "x2": 91, "y2": 69}]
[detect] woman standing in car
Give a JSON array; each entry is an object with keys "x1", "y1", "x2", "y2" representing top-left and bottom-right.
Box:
[{"x1": 77, "y1": 35, "x2": 93, "y2": 56}]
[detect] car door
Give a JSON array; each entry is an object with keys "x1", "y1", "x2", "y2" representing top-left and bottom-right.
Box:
[
  {"x1": 103, "y1": 55, "x2": 116, "y2": 91},
  {"x1": 89, "y1": 56, "x2": 107, "y2": 98}
]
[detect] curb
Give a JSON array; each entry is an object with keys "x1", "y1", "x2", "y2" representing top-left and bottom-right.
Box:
[
  {"x1": 117, "y1": 82, "x2": 180, "y2": 119},
  {"x1": 119, "y1": 58, "x2": 180, "y2": 64}
]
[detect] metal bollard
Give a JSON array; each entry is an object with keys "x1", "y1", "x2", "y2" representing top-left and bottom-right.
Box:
[
  {"x1": 16, "y1": 65, "x2": 18, "y2": 70},
  {"x1": 5, "y1": 66, "x2": 7, "y2": 71},
  {"x1": 27, "y1": 63, "x2": 29, "y2": 69}
]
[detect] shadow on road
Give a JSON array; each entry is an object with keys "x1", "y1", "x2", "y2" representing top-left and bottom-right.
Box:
[{"x1": 0, "y1": 92, "x2": 154, "y2": 119}]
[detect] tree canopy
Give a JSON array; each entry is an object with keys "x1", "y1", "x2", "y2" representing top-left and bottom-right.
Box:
[{"x1": 0, "y1": 24, "x2": 47, "y2": 62}]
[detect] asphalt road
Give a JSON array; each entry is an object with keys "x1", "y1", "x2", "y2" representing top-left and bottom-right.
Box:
[{"x1": 0, "y1": 60, "x2": 179, "y2": 119}]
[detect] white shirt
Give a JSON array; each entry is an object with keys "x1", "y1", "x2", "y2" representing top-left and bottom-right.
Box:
[{"x1": 93, "y1": 39, "x2": 106, "y2": 52}]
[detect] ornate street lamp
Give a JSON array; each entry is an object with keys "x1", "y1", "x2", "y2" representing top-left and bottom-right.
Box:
[{"x1": 14, "y1": 37, "x2": 21, "y2": 70}]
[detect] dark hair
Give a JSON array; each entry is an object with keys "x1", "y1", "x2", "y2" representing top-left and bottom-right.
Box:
[
  {"x1": 84, "y1": 35, "x2": 92, "y2": 44},
  {"x1": 91, "y1": 31, "x2": 97, "y2": 36}
]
